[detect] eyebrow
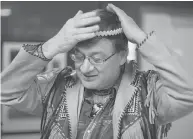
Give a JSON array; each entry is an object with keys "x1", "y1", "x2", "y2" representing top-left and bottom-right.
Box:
[
  {"x1": 75, "y1": 48, "x2": 106, "y2": 56},
  {"x1": 90, "y1": 51, "x2": 105, "y2": 56}
]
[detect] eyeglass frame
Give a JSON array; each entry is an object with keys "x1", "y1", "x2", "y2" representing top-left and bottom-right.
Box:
[{"x1": 70, "y1": 51, "x2": 117, "y2": 65}]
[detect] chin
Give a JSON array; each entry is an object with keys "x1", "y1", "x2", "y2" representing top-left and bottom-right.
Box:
[
  {"x1": 81, "y1": 80, "x2": 99, "y2": 89},
  {"x1": 81, "y1": 80, "x2": 111, "y2": 90}
]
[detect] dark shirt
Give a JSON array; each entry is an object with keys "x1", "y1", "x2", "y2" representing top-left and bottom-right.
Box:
[{"x1": 76, "y1": 88, "x2": 116, "y2": 139}]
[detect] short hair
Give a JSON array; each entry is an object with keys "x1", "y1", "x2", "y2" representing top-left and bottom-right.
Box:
[{"x1": 76, "y1": 9, "x2": 128, "y2": 52}]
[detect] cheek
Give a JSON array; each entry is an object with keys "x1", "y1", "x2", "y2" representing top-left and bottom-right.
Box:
[{"x1": 98, "y1": 62, "x2": 120, "y2": 81}]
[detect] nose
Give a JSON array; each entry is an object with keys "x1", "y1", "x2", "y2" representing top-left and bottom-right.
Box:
[{"x1": 80, "y1": 58, "x2": 94, "y2": 74}]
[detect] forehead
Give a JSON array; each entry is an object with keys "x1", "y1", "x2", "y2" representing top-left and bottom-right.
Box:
[{"x1": 76, "y1": 38, "x2": 115, "y2": 55}]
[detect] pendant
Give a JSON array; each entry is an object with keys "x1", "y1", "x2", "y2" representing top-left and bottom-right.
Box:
[{"x1": 90, "y1": 103, "x2": 103, "y2": 118}]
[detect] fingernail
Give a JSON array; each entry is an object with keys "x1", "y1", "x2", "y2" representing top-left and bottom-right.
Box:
[
  {"x1": 79, "y1": 10, "x2": 83, "y2": 13},
  {"x1": 96, "y1": 25, "x2": 100, "y2": 30},
  {"x1": 97, "y1": 16, "x2": 101, "y2": 21}
]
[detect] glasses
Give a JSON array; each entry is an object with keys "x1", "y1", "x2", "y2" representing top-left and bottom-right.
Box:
[{"x1": 70, "y1": 52, "x2": 116, "y2": 65}]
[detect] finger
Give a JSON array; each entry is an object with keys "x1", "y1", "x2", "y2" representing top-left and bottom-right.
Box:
[
  {"x1": 75, "y1": 16, "x2": 101, "y2": 27},
  {"x1": 106, "y1": 5, "x2": 115, "y2": 13},
  {"x1": 79, "y1": 11, "x2": 98, "y2": 19},
  {"x1": 76, "y1": 33, "x2": 96, "y2": 42},
  {"x1": 106, "y1": 3, "x2": 126, "y2": 21},
  {"x1": 74, "y1": 10, "x2": 83, "y2": 17},
  {"x1": 76, "y1": 25, "x2": 99, "y2": 34},
  {"x1": 107, "y1": 3, "x2": 123, "y2": 14}
]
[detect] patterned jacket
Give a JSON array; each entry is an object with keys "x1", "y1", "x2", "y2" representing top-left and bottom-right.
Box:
[{"x1": 1, "y1": 33, "x2": 193, "y2": 139}]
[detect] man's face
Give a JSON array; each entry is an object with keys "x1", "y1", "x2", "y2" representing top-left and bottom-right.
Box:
[{"x1": 74, "y1": 38, "x2": 126, "y2": 90}]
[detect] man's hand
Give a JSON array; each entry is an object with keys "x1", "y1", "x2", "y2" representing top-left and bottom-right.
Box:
[
  {"x1": 106, "y1": 3, "x2": 147, "y2": 45},
  {"x1": 42, "y1": 10, "x2": 100, "y2": 59}
]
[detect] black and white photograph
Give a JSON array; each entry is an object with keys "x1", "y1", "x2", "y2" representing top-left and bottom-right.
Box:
[{"x1": 1, "y1": 1, "x2": 193, "y2": 139}]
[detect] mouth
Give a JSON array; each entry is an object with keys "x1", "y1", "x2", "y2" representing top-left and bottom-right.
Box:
[
  {"x1": 83, "y1": 74, "x2": 97, "y2": 78},
  {"x1": 80, "y1": 73, "x2": 98, "y2": 81}
]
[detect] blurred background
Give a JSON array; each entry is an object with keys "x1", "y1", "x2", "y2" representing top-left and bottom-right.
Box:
[{"x1": 1, "y1": 1, "x2": 193, "y2": 139}]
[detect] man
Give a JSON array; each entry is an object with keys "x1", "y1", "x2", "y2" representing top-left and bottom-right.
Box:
[{"x1": 1, "y1": 3, "x2": 193, "y2": 139}]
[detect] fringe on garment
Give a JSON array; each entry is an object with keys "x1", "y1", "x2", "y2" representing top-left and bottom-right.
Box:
[
  {"x1": 157, "y1": 123, "x2": 172, "y2": 139},
  {"x1": 128, "y1": 61, "x2": 172, "y2": 139},
  {"x1": 144, "y1": 70, "x2": 172, "y2": 139},
  {"x1": 121, "y1": 115, "x2": 172, "y2": 139},
  {"x1": 144, "y1": 70, "x2": 159, "y2": 124}
]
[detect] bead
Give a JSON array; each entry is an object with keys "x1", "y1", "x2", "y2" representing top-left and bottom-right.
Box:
[
  {"x1": 137, "y1": 31, "x2": 155, "y2": 49},
  {"x1": 95, "y1": 28, "x2": 123, "y2": 37}
]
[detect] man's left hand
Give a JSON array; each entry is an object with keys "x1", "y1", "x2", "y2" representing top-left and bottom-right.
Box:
[{"x1": 106, "y1": 3, "x2": 147, "y2": 45}]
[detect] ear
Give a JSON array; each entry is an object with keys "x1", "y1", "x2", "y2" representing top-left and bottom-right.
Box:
[{"x1": 119, "y1": 50, "x2": 128, "y2": 66}]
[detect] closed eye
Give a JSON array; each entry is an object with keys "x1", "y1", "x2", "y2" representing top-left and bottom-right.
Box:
[{"x1": 74, "y1": 51, "x2": 84, "y2": 58}]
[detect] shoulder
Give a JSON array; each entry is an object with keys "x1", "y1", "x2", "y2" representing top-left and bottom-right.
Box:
[
  {"x1": 126, "y1": 60, "x2": 160, "y2": 87},
  {"x1": 36, "y1": 66, "x2": 74, "y2": 84}
]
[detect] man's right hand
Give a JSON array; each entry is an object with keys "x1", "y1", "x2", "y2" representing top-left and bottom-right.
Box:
[{"x1": 42, "y1": 10, "x2": 100, "y2": 59}]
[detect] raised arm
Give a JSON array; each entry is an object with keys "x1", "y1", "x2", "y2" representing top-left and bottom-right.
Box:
[
  {"x1": 1, "y1": 46, "x2": 57, "y2": 115},
  {"x1": 1, "y1": 10, "x2": 101, "y2": 115},
  {"x1": 139, "y1": 33, "x2": 193, "y2": 125},
  {"x1": 107, "y1": 3, "x2": 193, "y2": 125}
]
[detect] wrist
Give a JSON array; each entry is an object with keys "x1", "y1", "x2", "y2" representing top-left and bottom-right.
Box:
[
  {"x1": 137, "y1": 31, "x2": 155, "y2": 49},
  {"x1": 22, "y1": 43, "x2": 52, "y2": 61},
  {"x1": 134, "y1": 31, "x2": 147, "y2": 45},
  {"x1": 42, "y1": 39, "x2": 58, "y2": 59}
]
